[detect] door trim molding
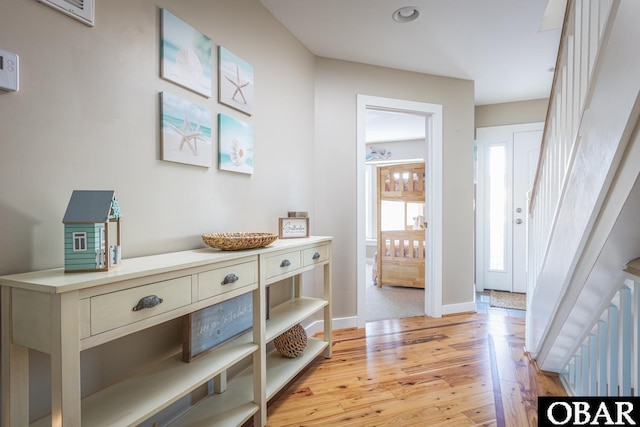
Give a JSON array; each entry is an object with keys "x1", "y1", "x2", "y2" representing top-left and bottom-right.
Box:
[{"x1": 357, "y1": 95, "x2": 443, "y2": 326}]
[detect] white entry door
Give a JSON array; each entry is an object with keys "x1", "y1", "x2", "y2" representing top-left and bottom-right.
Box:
[{"x1": 476, "y1": 123, "x2": 543, "y2": 293}]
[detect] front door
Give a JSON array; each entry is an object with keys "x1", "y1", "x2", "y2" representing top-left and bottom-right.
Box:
[{"x1": 476, "y1": 123, "x2": 543, "y2": 293}]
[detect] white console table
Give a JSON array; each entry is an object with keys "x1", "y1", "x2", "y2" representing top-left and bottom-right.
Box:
[{"x1": 0, "y1": 236, "x2": 332, "y2": 426}]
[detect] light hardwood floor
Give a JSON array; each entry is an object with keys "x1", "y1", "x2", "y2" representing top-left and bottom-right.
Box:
[{"x1": 266, "y1": 312, "x2": 566, "y2": 426}]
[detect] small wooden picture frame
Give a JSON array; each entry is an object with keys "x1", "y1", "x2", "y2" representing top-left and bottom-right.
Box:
[{"x1": 278, "y1": 217, "x2": 309, "y2": 239}]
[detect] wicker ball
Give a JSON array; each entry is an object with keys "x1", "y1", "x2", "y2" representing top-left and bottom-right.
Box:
[{"x1": 274, "y1": 324, "x2": 307, "y2": 358}]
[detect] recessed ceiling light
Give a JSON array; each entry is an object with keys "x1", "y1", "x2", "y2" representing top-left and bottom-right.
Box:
[{"x1": 392, "y1": 6, "x2": 420, "y2": 23}]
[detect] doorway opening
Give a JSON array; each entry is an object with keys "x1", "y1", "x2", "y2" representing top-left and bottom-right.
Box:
[
  {"x1": 356, "y1": 95, "x2": 443, "y2": 327},
  {"x1": 367, "y1": 161, "x2": 426, "y2": 322}
]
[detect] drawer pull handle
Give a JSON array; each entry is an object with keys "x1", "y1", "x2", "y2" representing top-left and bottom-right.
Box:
[
  {"x1": 222, "y1": 274, "x2": 239, "y2": 285},
  {"x1": 132, "y1": 295, "x2": 163, "y2": 311},
  {"x1": 312, "y1": 252, "x2": 320, "y2": 260},
  {"x1": 280, "y1": 259, "x2": 291, "y2": 268}
]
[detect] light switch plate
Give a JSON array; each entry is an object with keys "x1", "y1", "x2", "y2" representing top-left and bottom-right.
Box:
[{"x1": 0, "y1": 49, "x2": 19, "y2": 92}]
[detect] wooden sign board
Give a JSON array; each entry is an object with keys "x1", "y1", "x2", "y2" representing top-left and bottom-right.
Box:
[
  {"x1": 183, "y1": 292, "x2": 253, "y2": 362},
  {"x1": 278, "y1": 217, "x2": 309, "y2": 239}
]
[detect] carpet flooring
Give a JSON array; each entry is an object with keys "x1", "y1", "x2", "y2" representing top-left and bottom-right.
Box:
[
  {"x1": 366, "y1": 282, "x2": 424, "y2": 322},
  {"x1": 364, "y1": 263, "x2": 526, "y2": 322},
  {"x1": 365, "y1": 262, "x2": 424, "y2": 322}
]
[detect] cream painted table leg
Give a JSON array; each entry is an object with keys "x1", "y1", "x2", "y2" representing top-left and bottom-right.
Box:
[
  {"x1": 50, "y1": 292, "x2": 81, "y2": 427},
  {"x1": 293, "y1": 275, "x2": 301, "y2": 298},
  {"x1": 253, "y1": 281, "x2": 266, "y2": 426},
  {"x1": 323, "y1": 259, "x2": 332, "y2": 358},
  {"x1": 1, "y1": 287, "x2": 29, "y2": 427}
]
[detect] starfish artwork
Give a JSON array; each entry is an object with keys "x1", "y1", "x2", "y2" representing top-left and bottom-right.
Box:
[
  {"x1": 160, "y1": 91, "x2": 212, "y2": 168},
  {"x1": 169, "y1": 117, "x2": 205, "y2": 155},
  {"x1": 225, "y1": 64, "x2": 250, "y2": 104},
  {"x1": 218, "y1": 46, "x2": 253, "y2": 115}
]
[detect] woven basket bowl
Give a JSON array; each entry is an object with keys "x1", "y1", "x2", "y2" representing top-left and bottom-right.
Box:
[
  {"x1": 202, "y1": 232, "x2": 278, "y2": 251},
  {"x1": 274, "y1": 324, "x2": 308, "y2": 358}
]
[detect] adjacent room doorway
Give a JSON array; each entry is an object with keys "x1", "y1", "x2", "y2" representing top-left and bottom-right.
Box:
[
  {"x1": 356, "y1": 95, "x2": 443, "y2": 327},
  {"x1": 475, "y1": 123, "x2": 543, "y2": 293}
]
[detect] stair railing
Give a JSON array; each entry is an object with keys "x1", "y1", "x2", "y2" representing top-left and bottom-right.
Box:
[
  {"x1": 561, "y1": 261, "x2": 640, "y2": 396},
  {"x1": 528, "y1": 0, "x2": 614, "y2": 305},
  {"x1": 527, "y1": 0, "x2": 640, "y2": 379}
]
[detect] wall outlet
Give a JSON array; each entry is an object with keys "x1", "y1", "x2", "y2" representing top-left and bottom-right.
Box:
[{"x1": 0, "y1": 49, "x2": 19, "y2": 92}]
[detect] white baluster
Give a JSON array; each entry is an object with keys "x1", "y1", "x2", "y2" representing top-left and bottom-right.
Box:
[
  {"x1": 588, "y1": 333, "x2": 598, "y2": 394},
  {"x1": 566, "y1": 35, "x2": 575, "y2": 156},
  {"x1": 589, "y1": 0, "x2": 599, "y2": 77},
  {"x1": 598, "y1": 319, "x2": 608, "y2": 396},
  {"x1": 634, "y1": 279, "x2": 640, "y2": 396},
  {"x1": 581, "y1": 342, "x2": 590, "y2": 395},
  {"x1": 575, "y1": 351, "x2": 583, "y2": 394},
  {"x1": 573, "y1": 0, "x2": 583, "y2": 128},
  {"x1": 579, "y1": 0, "x2": 590, "y2": 108},
  {"x1": 609, "y1": 303, "x2": 620, "y2": 395},
  {"x1": 620, "y1": 285, "x2": 632, "y2": 396},
  {"x1": 568, "y1": 359, "x2": 576, "y2": 392}
]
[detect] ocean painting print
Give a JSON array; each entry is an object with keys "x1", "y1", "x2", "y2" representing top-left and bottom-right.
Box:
[
  {"x1": 161, "y1": 92, "x2": 213, "y2": 168},
  {"x1": 161, "y1": 9, "x2": 212, "y2": 97},
  {"x1": 218, "y1": 113, "x2": 254, "y2": 174},
  {"x1": 219, "y1": 46, "x2": 254, "y2": 115}
]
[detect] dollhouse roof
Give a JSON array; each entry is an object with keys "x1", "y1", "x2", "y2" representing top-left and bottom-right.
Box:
[{"x1": 63, "y1": 190, "x2": 119, "y2": 224}]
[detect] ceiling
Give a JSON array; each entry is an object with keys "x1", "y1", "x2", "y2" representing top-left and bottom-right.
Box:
[
  {"x1": 259, "y1": 0, "x2": 565, "y2": 106},
  {"x1": 365, "y1": 109, "x2": 426, "y2": 143}
]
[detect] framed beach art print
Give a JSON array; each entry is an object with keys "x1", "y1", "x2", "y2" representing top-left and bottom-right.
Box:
[
  {"x1": 218, "y1": 113, "x2": 254, "y2": 174},
  {"x1": 160, "y1": 9, "x2": 212, "y2": 97},
  {"x1": 218, "y1": 46, "x2": 254, "y2": 115},
  {"x1": 161, "y1": 91, "x2": 213, "y2": 168}
]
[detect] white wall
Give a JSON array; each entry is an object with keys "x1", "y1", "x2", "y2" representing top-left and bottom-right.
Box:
[
  {"x1": 314, "y1": 58, "x2": 475, "y2": 312},
  {"x1": 0, "y1": 0, "x2": 315, "y2": 422},
  {"x1": 1, "y1": 0, "x2": 477, "y2": 421},
  {"x1": 0, "y1": 0, "x2": 316, "y2": 274},
  {"x1": 475, "y1": 98, "x2": 548, "y2": 129}
]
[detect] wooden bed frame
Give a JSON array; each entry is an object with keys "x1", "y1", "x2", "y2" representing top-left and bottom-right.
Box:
[{"x1": 374, "y1": 162, "x2": 426, "y2": 289}]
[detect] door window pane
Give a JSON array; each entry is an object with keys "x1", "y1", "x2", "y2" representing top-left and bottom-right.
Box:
[{"x1": 489, "y1": 145, "x2": 506, "y2": 271}]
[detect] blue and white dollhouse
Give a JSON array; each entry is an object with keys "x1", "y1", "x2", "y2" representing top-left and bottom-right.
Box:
[{"x1": 62, "y1": 190, "x2": 122, "y2": 272}]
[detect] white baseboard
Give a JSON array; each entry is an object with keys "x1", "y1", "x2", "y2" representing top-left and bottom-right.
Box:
[
  {"x1": 304, "y1": 302, "x2": 477, "y2": 336},
  {"x1": 305, "y1": 316, "x2": 358, "y2": 335},
  {"x1": 441, "y1": 301, "x2": 476, "y2": 315}
]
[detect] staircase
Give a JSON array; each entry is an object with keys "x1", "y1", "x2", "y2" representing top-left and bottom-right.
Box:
[
  {"x1": 562, "y1": 272, "x2": 640, "y2": 396},
  {"x1": 526, "y1": 0, "x2": 640, "y2": 395}
]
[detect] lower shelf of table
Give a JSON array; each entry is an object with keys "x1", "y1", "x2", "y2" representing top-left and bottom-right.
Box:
[
  {"x1": 30, "y1": 336, "x2": 258, "y2": 427},
  {"x1": 168, "y1": 398, "x2": 259, "y2": 427},
  {"x1": 264, "y1": 337, "x2": 329, "y2": 400},
  {"x1": 29, "y1": 298, "x2": 329, "y2": 427},
  {"x1": 266, "y1": 297, "x2": 328, "y2": 342},
  {"x1": 168, "y1": 337, "x2": 329, "y2": 426}
]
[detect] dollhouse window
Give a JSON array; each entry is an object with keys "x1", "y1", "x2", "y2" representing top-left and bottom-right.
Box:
[{"x1": 73, "y1": 232, "x2": 87, "y2": 252}]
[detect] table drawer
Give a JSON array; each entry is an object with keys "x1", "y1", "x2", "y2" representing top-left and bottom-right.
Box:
[
  {"x1": 303, "y1": 244, "x2": 329, "y2": 267},
  {"x1": 265, "y1": 250, "x2": 302, "y2": 279},
  {"x1": 90, "y1": 276, "x2": 192, "y2": 335},
  {"x1": 198, "y1": 260, "x2": 257, "y2": 301}
]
